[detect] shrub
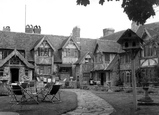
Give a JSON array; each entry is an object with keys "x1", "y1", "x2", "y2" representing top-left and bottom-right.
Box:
[
  {"x1": 137, "y1": 90, "x2": 144, "y2": 94},
  {"x1": 125, "y1": 89, "x2": 133, "y2": 93},
  {"x1": 116, "y1": 79, "x2": 123, "y2": 87},
  {"x1": 65, "y1": 81, "x2": 69, "y2": 87},
  {"x1": 114, "y1": 88, "x2": 123, "y2": 92}
]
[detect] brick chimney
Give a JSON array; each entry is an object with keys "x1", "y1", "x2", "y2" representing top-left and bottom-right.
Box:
[
  {"x1": 103, "y1": 28, "x2": 115, "y2": 37},
  {"x1": 131, "y1": 21, "x2": 141, "y2": 33},
  {"x1": 3, "y1": 26, "x2": 11, "y2": 32},
  {"x1": 25, "y1": 25, "x2": 34, "y2": 33},
  {"x1": 33, "y1": 25, "x2": 41, "y2": 34},
  {"x1": 72, "y1": 26, "x2": 81, "y2": 49},
  {"x1": 72, "y1": 26, "x2": 80, "y2": 38}
]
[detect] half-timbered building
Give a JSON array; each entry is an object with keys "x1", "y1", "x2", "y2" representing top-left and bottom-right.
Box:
[{"x1": 0, "y1": 22, "x2": 159, "y2": 88}]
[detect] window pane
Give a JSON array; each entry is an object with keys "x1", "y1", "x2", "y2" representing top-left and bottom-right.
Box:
[
  {"x1": 49, "y1": 49, "x2": 52, "y2": 56},
  {"x1": 0, "y1": 69, "x2": 3, "y2": 77},
  {"x1": 105, "y1": 54, "x2": 110, "y2": 62},
  {"x1": 0, "y1": 51, "x2": 2, "y2": 59}
]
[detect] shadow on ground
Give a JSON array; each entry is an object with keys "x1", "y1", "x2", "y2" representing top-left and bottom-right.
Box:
[{"x1": 0, "y1": 90, "x2": 77, "y2": 115}]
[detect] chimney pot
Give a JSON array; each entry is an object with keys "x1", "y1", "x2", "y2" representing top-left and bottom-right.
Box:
[
  {"x1": 25, "y1": 24, "x2": 34, "y2": 33},
  {"x1": 3, "y1": 26, "x2": 11, "y2": 32},
  {"x1": 33, "y1": 25, "x2": 41, "y2": 34}
]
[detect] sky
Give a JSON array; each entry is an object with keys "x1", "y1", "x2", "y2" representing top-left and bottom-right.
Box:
[{"x1": 0, "y1": 0, "x2": 159, "y2": 39}]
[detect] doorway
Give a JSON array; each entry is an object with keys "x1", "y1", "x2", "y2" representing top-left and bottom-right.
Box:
[
  {"x1": 11, "y1": 68, "x2": 19, "y2": 83},
  {"x1": 101, "y1": 73, "x2": 105, "y2": 85}
]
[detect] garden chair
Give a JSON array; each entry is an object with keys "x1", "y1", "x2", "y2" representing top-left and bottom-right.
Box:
[
  {"x1": 42, "y1": 84, "x2": 61, "y2": 103},
  {"x1": 7, "y1": 84, "x2": 27, "y2": 109},
  {"x1": 19, "y1": 82, "x2": 39, "y2": 104}
]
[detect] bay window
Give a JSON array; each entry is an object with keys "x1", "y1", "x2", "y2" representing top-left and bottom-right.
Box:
[{"x1": 37, "y1": 66, "x2": 51, "y2": 75}]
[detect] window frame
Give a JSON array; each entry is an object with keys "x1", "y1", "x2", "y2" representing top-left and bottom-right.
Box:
[
  {"x1": 37, "y1": 66, "x2": 51, "y2": 75},
  {"x1": 37, "y1": 40, "x2": 52, "y2": 57},
  {"x1": 105, "y1": 53, "x2": 110, "y2": 62},
  {"x1": 0, "y1": 69, "x2": 3, "y2": 77},
  {"x1": 142, "y1": 45, "x2": 156, "y2": 57}
]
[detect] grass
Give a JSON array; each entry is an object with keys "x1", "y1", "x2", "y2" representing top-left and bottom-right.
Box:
[
  {"x1": 0, "y1": 90, "x2": 77, "y2": 115},
  {"x1": 92, "y1": 90, "x2": 159, "y2": 115}
]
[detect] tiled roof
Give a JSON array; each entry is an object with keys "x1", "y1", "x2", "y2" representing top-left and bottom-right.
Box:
[
  {"x1": 0, "y1": 31, "x2": 97, "y2": 63},
  {"x1": 142, "y1": 28, "x2": 159, "y2": 45},
  {"x1": 0, "y1": 31, "x2": 69, "y2": 62},
  {"x1": 1, "y1": 21, "x2": 158, "y2": 65},
  {"x1": 0, "y1": 49, "x2": 34, "y2": 68},
  {"x1": 97, "y1": 39, "x2": 121, "y2": 53},
  {"x1": 46, "y1": 35, "x2": 68, "y2": 63},
  {"x1": 60, "y1": 36, "x2": 80, "y2": 50},
  {"x1": 145, "y1": 28, "x2": 159, "y2": 38},
  {"x1": 106, "y1": 55, "x2": 119, "y2": 70},
  {"x1": 136, "y1": 22, "x2": 159, "y2": 37},
  {"x1": 75, "y1": 53, "x2": 86, "y2": 64},
  {"x1": 0, "y1": 31, "x2": 43, "y2": 50},
  {"x1": 59, "y1": 37, "x2": 70, "y2": 49},
  {"x1": 79, "y1": 38, "x2": 97, "y2": 60},
  {"x1": 80, "y1": 38, "x2": 97, "y2": 53},
  {"x1": 99, "y1": 30, "x2": 125, "y2": 41},
  {"x1": 75, "y1": 52, "x2": 90, "y2": 64},
  {"x1": 117, "y1": 29, "x2": 142, "y2": 44}
]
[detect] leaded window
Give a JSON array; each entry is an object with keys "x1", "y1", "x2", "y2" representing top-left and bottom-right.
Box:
[
  {"x1": 0, "y1": 69, "x2": 3, "y2": 77},
  {"x1": 37, "y1": 41, "x2": 52, "y2": 57},
  {"x1": 37, "y1": 66, "x2": 51, "y2": 75},
  {"x1": 105, "y1": 54, "x2": 110, "y2": 62},
  {"x1": 10, "y1": 56, "x2": 20, "y2": 65},
  {"x1": 142, "y1": 45, "x2": 156, "y2": 57}
]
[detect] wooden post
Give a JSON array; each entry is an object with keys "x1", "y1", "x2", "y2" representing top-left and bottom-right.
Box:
[{"x1": 131, "y1": 53, "x2": 138, "y2": 110}]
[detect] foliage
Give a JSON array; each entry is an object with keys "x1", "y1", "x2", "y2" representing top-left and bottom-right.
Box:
[
  {"x1": 136, "y1": 66, "x2": 159, "y2": 87},
  {"x1": 76, "y1": 0, "x2": 159, "y2": 25}
]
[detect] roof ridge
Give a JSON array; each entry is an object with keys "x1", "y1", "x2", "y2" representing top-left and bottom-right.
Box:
[
  {"x1": 0, "y1": 30, "x2": 70, "y2": 38},
  {"x1": 97, "y1": 39, "x2": 117, "y2": 42}
]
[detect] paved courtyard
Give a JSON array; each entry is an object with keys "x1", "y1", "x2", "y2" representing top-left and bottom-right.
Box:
[{"x1": 62, "y1": 89, "x2": 114, "y2": 115}]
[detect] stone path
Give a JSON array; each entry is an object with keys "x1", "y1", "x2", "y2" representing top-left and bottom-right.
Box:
[{"x1": 62, "y1": 89, "x2": 114, "y2": 115}]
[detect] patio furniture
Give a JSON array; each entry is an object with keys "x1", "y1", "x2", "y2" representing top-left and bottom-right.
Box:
[
  {"x1": 27, "y1": 81, "x2": 36, "y2": 94},
  {"x1": 42, "y1": 84, "x2": 61, "y2": 103},
  {"x1": 19, "y1": 82, "x2": 39, "y2": 104},
  {"x1": 7, "y1": 84, "x2": 27, "y2": 108},
  {"x1": 0, "y1": 79, "x2": 9, "y2": 95}
]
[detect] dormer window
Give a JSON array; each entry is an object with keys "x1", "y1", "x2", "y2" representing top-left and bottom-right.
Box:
[
  {"x1": 85, "y1": 55, "x2": 91, "y2": 63},
  {"x1": 37, "y1": 40, "x2": 52, "y2": 57}
]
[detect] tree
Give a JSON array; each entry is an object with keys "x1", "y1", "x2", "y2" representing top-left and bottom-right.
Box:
[{"x1": 76, "y1": 0, "x2": 159, "y2": 25}]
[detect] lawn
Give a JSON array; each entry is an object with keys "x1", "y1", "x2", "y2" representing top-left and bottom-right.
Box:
[
  {"x1": 0, "y1": 90, "x2": 77, "y2": 115},
  {"x1": 92, "y1": 90, "x2": 159, "y2": 115}
]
